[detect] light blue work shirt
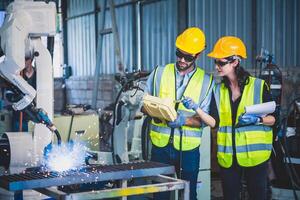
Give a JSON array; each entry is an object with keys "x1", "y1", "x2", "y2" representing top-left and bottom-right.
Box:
[{"x1": 146, "y1": 63, "x2": 214, "y2": 114}]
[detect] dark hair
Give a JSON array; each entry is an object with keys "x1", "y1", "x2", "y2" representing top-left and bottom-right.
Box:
[{"x1": 222, "y1": 62, "x2": 250, "y2": 92}]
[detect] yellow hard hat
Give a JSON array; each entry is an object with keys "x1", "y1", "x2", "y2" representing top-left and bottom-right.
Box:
[
  {"x1": 207, "y1": 36, "x2": 247, "y2": 59},
  {"x1": 175, "y1": 27, "x2": 206, "y2": 54}
]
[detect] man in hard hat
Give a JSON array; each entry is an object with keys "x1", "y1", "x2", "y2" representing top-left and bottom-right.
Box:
[{"x1": 145, "y1": 27, "x2": 214, "y2": 200}]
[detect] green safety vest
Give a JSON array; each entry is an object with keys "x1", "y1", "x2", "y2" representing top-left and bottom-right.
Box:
[
  {"x1": 149, "y1": 64, "x2": 212, "y2": 151},
  {"x1": 213, "y1": 76, "x2": 273, "y2": 168}
]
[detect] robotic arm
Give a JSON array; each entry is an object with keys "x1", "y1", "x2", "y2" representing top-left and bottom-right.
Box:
[{"x1": 0, "y1": 1, "x2": 60, "y2": 143}]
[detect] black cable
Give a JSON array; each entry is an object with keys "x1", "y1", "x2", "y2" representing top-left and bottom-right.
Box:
[
  {"x1": 141, "y1": 116, "x2": 151, "y2": 160},
  {"x1": 179, "y1": 127, "x2": 183, "y2": 179},
  {"x1": 111, "y1": 86, "x2": 124, "y2": 164},
  {"x1": 53, "y1": 129, "x2": 62, "y2": 145},
  {"x1": 67, "y1": 114, "x2": 75, "y2": 142}
]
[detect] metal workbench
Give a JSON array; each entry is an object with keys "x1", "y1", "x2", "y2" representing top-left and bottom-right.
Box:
[{"x1": 0, "y1": 161, "x2": 189, "y2": 200}]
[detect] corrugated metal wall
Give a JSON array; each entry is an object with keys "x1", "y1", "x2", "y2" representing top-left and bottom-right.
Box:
[
  {"x1": 256, "y1": 0, "x2": 300, "y2": 68},
  {"x1": 99, "y1": 0, "x2": 134, "y2": 74},
  {"x1": 188, "y1": 0, "x2": 300, "y2": 71},
  {"x1": 67, "y1": 0, "x2": 135, "y2": 76},
  {"x1": 67, "y1": 0, "x2": 95, "y2": 76},
  {"x1": 141, "y1": 0, "x2": 178, "y2": 70},
  {"x1": 66, "y1": 0, "x2": 300, "y2": 76},
  {"x1": 188, "y1": 0, "x2": 253, "y2": 71}
]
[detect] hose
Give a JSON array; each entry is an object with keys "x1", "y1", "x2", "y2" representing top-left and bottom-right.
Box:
[{"x1": 53, "y1": 128, "x2": 62, "y2": 145}]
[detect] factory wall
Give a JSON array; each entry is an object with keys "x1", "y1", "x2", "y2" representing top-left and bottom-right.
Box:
[
  {"x1": 66, "y1": 0, "x2": 300, "y2": 75},
  {"x1": 63, "y1": 0, "x2": 300, "y2": 110},
  {"x1": 66, "y1": 0, "x2": 177, "y2": 76}
]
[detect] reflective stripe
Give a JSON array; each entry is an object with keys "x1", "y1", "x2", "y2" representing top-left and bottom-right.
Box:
[
  {"x1": 151, "y1": 124, "x2": 170, "y2": 135},
  {"x1": 218, "y1": 145, "x2": 233, "y2": 153},
  {"x1": 218, "y1": 126, "x2": 233, "y2": 133},
  {"x1": 236, "y1": 125, "x2": 272, "y2": 133},
  {"x1": 253, "y1": 78, "x2": 262, "y2": 104},
  {"x1": 236, "y1": 143, "x2": 273, "y2": 153},
  {"x1": 153, "y1": 66, "x2": 165, "y2": 96},
  {"x1": 151, "y1": 124, "x2": 202, "y2": 137},
  {"x1": 198, "y1": 74, "x2": 212, "y2": 104},
  {"x1": 174, "y1": 128, "x2": 202, "y2": 138},
  {"x1": 218, "y1": 143, "x2": 272, "y2": 154}
]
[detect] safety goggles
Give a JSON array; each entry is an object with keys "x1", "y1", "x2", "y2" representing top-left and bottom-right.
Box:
[
  {"x1": 214, "y1": 58, "x2": 235, "y2": 67},
  {"x1": 176, "y1": 49, "x2": 196, "y2": 62}
]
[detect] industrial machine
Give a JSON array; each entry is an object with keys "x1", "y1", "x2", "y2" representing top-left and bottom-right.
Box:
[
  {"x1": 111, "y1": 70, "x2": 149, "y2": 163},
  {"x1": 271, "y1": 98, "x2": 300, "y2": 200},
  {"x1": 0, "y1": 62, "x2": 189, "y2": 199},
  {"x1": 257, "y1": 48, "x2": 282, "y2": 134},
  {"x1": 0, "y1": 0, "x2": 60, "y2": 174},
  {"x1": 256, "y1": 48, "x2": 300, "y2": 199},
  {"x1": 0, "y1": 1, "x2": 66, "y2": 199},
  {"x1": 0, "y1": 1, "x2": 200, "y2": 199}
]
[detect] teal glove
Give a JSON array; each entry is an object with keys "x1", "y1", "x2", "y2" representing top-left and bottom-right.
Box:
[
  {"x1": 238, "y1": 114, "x2": 261, "y2": 126},
  {"x1": 182, "y1": 97, "x2": 198, "y2": 111},
  {"x1": 167, "y1": 113, "x2": 186, "y2": 128}
]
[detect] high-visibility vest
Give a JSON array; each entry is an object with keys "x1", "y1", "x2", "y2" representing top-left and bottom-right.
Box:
[
  {"x1": 213, "y1": 76, "x2": 273, "y2": 167},
  {"x1": 149, "y1": 63, "x2": 212, "y2": 151}
]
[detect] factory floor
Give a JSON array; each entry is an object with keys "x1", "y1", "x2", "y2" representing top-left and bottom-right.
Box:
[{"x1": 211, "y1": 174, "x2": 223, "y2": 200}]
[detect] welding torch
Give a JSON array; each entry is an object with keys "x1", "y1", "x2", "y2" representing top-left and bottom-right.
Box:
[
  {"x1": 24, "y1": 104, "x2": 62, "y2": 145},
  {"x1": 1, "y1": 77, "x2": 62, "y2": 145}
]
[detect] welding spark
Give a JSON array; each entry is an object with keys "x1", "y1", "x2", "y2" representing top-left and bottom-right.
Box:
[{"x1": 43, "y1": 141, "x2": 88, "y2": 172}]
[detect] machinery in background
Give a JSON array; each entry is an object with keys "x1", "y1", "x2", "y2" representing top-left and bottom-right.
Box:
[
  {"x1": 0, "y1": 1, "x2": 60, "y2": 174},
  {"x1": 285, "y1": 100, "x2": 300, "y2": 159},
  {"x1": 53, "y1": 70, "x2": 150, "y2": 165},
  {"x1": 256, "y1": 48, "x2": 300, "y2": 199},
  {"x1": 257, "y1": 48, "x2": 282, "y2": 134},
  {"x1": 111, "y1": 70, "x2": 149, "y2": 163},
  {"x1": 271, "y1": 98, "x2": 300, "y2": 200},
  {"x1": 0, "y1": 110, "x2": 12, "y2": 133}
]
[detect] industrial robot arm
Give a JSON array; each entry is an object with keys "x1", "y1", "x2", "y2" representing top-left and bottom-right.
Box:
[{"x1": 0, "y1": 1, "x2": 61, "y2": 144}]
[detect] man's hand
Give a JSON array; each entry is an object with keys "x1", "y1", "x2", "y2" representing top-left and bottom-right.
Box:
[
  {"x1": 167, "y1": 113, "x2": 186, "y2": 128},
  {"x1": 238, "y1": 114, "x2": 261, "y2": 126},
  {"x1": 182, "y1": 97, "x2": 198, "y2": 111}
]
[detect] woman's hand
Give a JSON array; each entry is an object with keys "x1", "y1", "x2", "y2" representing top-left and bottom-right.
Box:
[{"x1": 182, "y1": 97, "x2": 198, "y2": 111}]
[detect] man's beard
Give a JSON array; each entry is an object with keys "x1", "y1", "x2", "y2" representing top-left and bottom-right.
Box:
[{"x1": 176, "y1": 60, "x2": 195, "y2": 72}]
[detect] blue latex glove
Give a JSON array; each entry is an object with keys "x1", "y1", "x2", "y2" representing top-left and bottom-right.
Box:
[
  {"x1": 182, "y1": 97, "x2": 198, "y2": 111},
  {"x1": 167, "y1": 113, "x2": 186, "y2": 128},
  {"x1": 238, "y1": 114, "x2": 261, "y2": 126}
]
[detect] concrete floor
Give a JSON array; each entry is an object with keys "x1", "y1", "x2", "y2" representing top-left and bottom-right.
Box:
[{"x1": 211, "y1": 177, "x2": 223, "y2": 200}]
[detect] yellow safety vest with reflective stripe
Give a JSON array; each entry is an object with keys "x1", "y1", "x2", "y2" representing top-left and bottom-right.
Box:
[
  {"x1": 149, "y1": 63, "x2": 212, "y2": 151},
  {"x1": 214, "y1": 76, "x2": 273, "y2": 168}
]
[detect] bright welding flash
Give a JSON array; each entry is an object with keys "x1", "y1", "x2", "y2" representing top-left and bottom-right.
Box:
[{"x1": 43, "y1": 141, "x2": 88, "y2": 172}]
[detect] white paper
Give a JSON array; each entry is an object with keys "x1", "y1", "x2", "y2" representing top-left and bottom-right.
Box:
[{"x1": 245, "y1": 101, "x2": 276, "y2": 116}]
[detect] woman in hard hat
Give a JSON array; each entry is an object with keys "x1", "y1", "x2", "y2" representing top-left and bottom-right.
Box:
[
  {"x1": 144, "y1": 27, "x2": 214, "y2": 200},
  {"x1": 208, "y1": 36, "x2": 275, "y2": 200}
]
